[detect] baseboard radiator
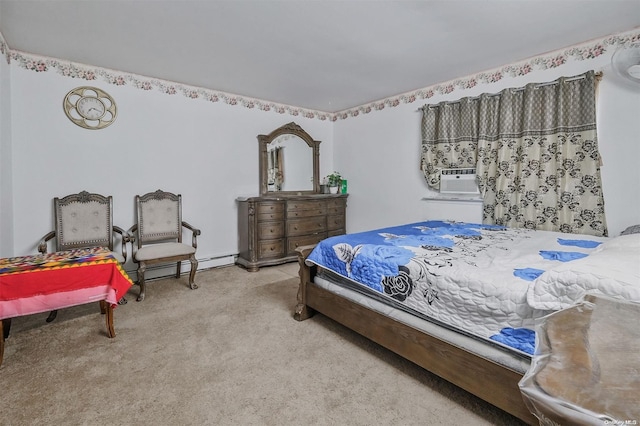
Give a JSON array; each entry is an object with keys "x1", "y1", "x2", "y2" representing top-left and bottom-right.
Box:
[{"x1": 124, "y1": 253, "x2": 237, "y2": 282}]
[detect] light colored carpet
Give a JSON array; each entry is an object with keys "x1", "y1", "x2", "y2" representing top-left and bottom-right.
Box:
[{"x1": 0, "y1": 263, "x2": 526, "y2": 425}]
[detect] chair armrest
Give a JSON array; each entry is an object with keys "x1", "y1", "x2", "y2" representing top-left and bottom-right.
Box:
[
  {"x1": 127, "y1": 224, "x2": 138, "y2": 248},
  {"x1": 113, "y1": 225, "x2": 130, "y2": 262},
  {"x1": 181, "y1": 221, "x2": 201, "y2": 248},
  {"x1": 37, "y1": 231, "x2": 56, "y2": 254}
]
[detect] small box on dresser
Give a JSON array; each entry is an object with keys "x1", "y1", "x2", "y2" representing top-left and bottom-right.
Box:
[{"x1": 237, "y1": 194, "x2": 347, "y2": 272}]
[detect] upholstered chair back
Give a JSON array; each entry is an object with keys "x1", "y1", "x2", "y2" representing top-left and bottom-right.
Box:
[
  {"x1": 135, "y1": 190, "x2": 183, "y2": 247},
  {"x1": 55, "y1": 191, "x2": 114, "y2": 251}
]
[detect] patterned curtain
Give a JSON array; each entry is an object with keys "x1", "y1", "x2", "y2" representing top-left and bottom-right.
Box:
[
  {"x1": 421, "y1": 71, "x2": 607, "y2": 237},
  {"x1": 420, "y1": 100, "x2": 479, "y2": 187}
]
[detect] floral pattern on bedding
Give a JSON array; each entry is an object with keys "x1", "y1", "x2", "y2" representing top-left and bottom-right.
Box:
[{"x1": 306, "y1": 220, "x2": 608, "y2": 356}]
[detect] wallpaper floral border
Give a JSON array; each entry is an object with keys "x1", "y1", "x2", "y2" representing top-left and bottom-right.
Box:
[
  {"x1": 1, "y1": 28, "x2": 639, "y2": 122},
  {"x1": 337, "y1": 31, "x2": 640, "y2": 120}
]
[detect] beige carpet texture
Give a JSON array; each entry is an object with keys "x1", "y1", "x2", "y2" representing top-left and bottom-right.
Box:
[{"x1": 1, "y1": 262, "x2": 526, "y2": 425}]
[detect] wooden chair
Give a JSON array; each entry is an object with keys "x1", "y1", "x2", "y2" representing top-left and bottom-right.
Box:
[
  {"x1": 37, "y1": 190, "x2": 130, "y2": 322},
  {"x1": 129, "y1": 190, "x2": 201, "y2": 302}
]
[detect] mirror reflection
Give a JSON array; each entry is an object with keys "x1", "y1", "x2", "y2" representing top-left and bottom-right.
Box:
[{"x1": 267, "y1": 135, "x2": 313, "y2": 192}]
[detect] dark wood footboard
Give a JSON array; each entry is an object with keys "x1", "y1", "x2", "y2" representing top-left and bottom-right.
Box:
[{"x1": 294, "y1": 245, "x2": 537, "y2": 425}]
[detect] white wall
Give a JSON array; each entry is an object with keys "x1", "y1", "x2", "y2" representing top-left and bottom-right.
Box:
[
  {"x1": 333, "y1": 104, "x2": 426, "y2": 231},
  {"x1": 0, "y1": 39, "x2": 13, "y2": 258},
  {"x1": 7, "y1": 67, "x2": 334, "y2": 273},
  {"x1": 334, "y1": 43, "x2": 640, "y2": 237},
  {"x1": 596, "y1": 72, "x2": 640, "y2": 235}
]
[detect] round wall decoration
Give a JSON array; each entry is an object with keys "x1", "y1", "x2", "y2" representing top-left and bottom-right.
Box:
[{"x1": 63, "y1": 86, "x2": 117, "y2": 130}]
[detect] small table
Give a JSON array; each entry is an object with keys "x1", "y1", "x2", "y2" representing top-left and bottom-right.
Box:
[
  {"x1": 519, "y1": 294, "x2": 640, "y2": 425},
  {"x1": 0, "y1": 247, "x2": 133, "y2": 366}
]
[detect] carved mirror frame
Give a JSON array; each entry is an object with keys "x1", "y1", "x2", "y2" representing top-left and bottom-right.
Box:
[{"x1": 258, "y1": 122, "x2": 320, "y2": 196}]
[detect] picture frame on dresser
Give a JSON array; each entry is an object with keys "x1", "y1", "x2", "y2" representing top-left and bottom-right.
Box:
[{"x1": 236, "y1": 123, "x2": 348, "y2": 272}]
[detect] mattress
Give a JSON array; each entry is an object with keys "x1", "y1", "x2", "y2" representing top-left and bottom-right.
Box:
[
  {"x1": 305, "y1": 220, "x2": 619, "y2": 356},
  {"x1": 313, "y1": 271, "x2": 531, "y2": 373}
]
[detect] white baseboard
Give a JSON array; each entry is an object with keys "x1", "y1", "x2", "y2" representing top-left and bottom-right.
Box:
[
  {"x1": 198, "y1": 254, "x2": 237, "y2": 270},
  {"x1": 124, "y1": 254, "x2": 237, "y2": 282}
]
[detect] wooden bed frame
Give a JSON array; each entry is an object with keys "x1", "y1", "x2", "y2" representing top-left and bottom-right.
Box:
[{"x1": 294, "y1": 246, "x2": 538, "y2": 425}]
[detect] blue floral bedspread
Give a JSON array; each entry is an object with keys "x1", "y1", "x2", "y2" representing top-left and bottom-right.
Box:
[{"x1": 306, "y1": 220, "x2": 607, "y2": 356}]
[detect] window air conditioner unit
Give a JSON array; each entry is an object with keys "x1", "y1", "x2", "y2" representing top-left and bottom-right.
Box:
[{"x1": 440, "y1": 168, "x2": 480, "y2": 195}]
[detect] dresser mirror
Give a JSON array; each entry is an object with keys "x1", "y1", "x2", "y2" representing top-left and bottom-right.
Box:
[{"x1": 258, "y1": 122, "x2": 320, "y2": 195}]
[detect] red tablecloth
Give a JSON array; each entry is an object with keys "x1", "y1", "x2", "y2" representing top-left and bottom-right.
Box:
[{"x1": 0, "y1": 247, "x2": 133, "y2": 319}]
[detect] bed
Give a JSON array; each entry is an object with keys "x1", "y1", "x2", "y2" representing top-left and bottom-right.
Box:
[{"x1": 293, "y1": 220, "x2": 640, "y2": 424}]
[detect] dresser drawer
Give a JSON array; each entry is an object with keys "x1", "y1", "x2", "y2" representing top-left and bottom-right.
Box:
[
  {"x1": 326, "y1": 205, "x2": 345, "y2": 216},
  {"x1": 326, "y1": 199, "x2": 345, "y2": 216},
  {"x1": 287, "y1": 233, "x2": 327, "y2": 254},
  {"x1": 327, "y1": 229, "x2": 345, "y2": 237},
  {"x1": 258, "y1": 211, "x2": 284, "y2": 221},
  {"x1": 326, "y1": 199, "x2": 345, "y2": 209},
  {"x1": 258, "y1": 221, "x2": 285, "y2": 239},
  {"x1": 287, "y1": 206, "x2": 327, "y2": 218},
  {"x1": 327, "y1": 214, "x2": 345, "y2": 231},
  {"x1": 286, "y1": 200, "x2": 326, "y2": 218},
  {"x1": 287, "y1": 218, "x2": 326, "y2": 236},
  {"x1": 258, "y1": 239, "x2": 285, "y2": 258},
  {"x1": 257, "y1": 202, "x2": 284, "y2": 221}
]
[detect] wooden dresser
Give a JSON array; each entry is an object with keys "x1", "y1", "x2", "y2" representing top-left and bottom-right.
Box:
[{"x1": 236, "y1": 194, "x2": 347, "y2": 271}]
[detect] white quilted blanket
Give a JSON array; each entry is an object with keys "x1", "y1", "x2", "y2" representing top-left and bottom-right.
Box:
[
  {"x1": 527, "y1": 233, "x2": 640, "y2": 310},
  {"x1": 306, "y1": 221, "x2": 615, "y2": 355}
]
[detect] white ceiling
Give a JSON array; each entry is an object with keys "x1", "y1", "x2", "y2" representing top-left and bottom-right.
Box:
[{"x1": 1, "y1": 0, "x2": 639, "y2": 112}]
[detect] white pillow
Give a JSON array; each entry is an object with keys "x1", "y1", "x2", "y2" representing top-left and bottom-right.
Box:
[
  {"x1": 593, "y1": 233, "x2": 640, "y2": 251},
  {"x1": 527, "y1": 235, "x2": 640, "y2": 311}
]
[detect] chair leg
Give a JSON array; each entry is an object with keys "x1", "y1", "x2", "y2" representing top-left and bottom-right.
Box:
[
  {"x1": 175, "y1": 261, "x2": 181, "y2": 279},
  {"x1": 188, "y1": 254, "x2": 198, "y2": 290},
  {"x1": 137, "y1": 261, "x2": 147, "y2": 302}
]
